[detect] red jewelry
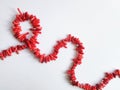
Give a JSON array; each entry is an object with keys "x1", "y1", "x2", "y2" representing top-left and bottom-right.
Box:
[{"x1": 0, "y1": 8, "x2": 120, "y2": 90}]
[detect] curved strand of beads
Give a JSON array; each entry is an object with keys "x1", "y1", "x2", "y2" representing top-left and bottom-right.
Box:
[{"x1": 0, "y1": 8, "x2": 119, "y2": 90}]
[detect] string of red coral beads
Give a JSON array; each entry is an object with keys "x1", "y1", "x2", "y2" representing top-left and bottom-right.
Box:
[{"x1": 0, "y1": 8, "x2": 120, "y2": 90}]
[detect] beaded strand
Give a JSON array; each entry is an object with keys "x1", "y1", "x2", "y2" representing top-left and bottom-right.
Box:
[{"x1": 0, "y1": 9, "x2": 119, "y2": 90}]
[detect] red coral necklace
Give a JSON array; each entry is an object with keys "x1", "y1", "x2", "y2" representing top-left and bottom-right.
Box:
[{"x1": 0, "y1": 8, "x2": 120, "y2": 90}]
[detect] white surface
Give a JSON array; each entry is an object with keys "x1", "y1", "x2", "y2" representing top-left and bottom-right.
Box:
[{"x1": 0, "y1": 0, "x2": 120, "y2": 90}]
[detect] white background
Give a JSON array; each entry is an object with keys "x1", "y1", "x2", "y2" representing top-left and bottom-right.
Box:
[{"x1": 0, "y1": 0, "x2": 120, "y2": 90}]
